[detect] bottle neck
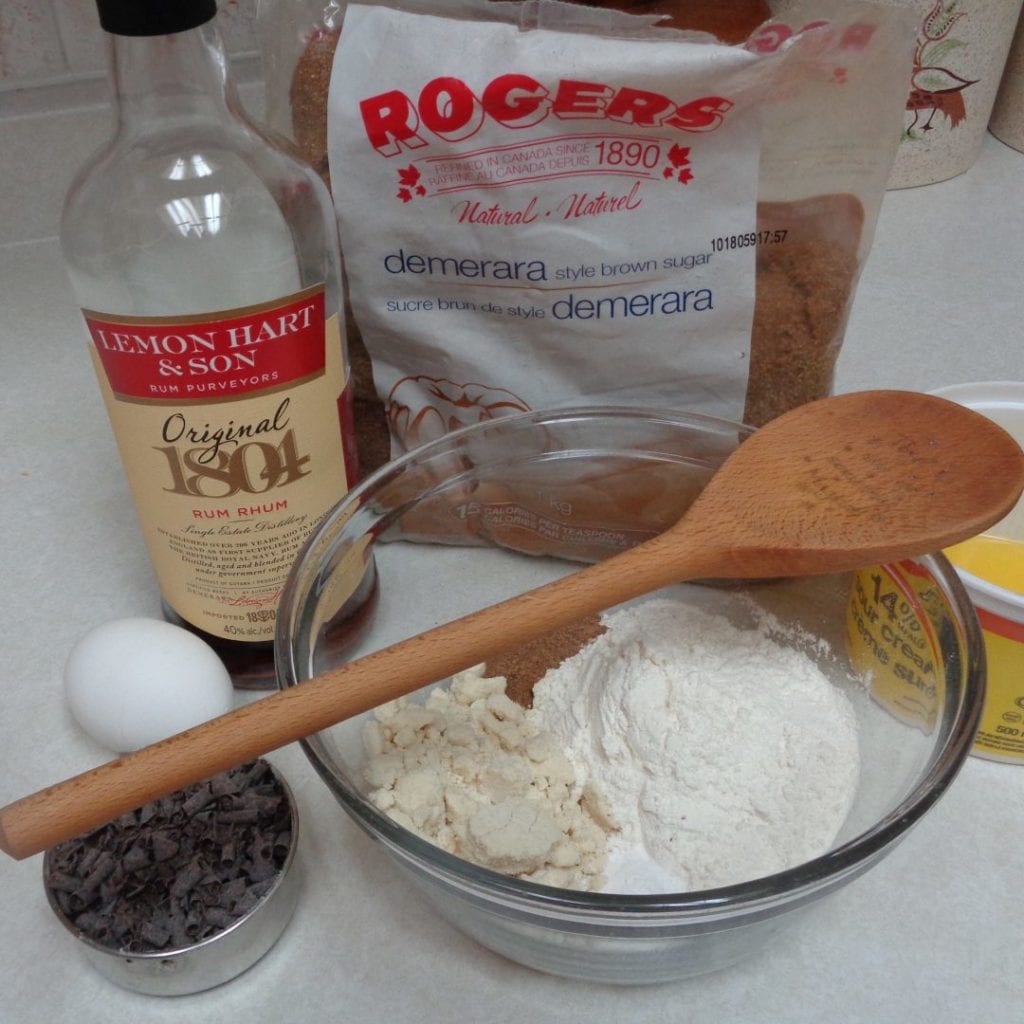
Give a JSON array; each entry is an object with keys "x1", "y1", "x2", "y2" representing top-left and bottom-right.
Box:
[{"x1": 108, "y1": 19, "x2": 240, "y2": 131}]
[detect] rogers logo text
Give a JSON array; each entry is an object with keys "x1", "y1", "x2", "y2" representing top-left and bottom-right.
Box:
[{"x1": 360, "y1": 74, "x2": 734, "y2": 157}]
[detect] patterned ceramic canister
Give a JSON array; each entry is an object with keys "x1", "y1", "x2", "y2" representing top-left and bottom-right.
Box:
[
  {"x1": 885, "y1": 0, "x2": 1024, "y2": 187},
  {"x1": 990, "y1": 8, "x2": 1024, "y2": 152}
]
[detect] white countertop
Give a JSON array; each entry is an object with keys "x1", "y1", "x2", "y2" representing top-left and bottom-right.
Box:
[{"x1": 2, "y1": 133, "x2": 1023, "y2": 1023}]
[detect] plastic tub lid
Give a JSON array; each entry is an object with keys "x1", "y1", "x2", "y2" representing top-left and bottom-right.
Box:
[
  {"x1": 930, "y1": 382, "x2": 1024, "y2": 617},
  {"x1": 930, "y1": 381, "x2": 1024, "y2": 544}
]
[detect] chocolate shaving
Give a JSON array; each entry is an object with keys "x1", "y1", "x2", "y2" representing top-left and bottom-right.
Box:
[
  {"x1": 219, "y1": 877, "x2": 248, "y2": 912},
  {"x1": 77, "y1": 844, "x2": 102, "y2": 877},
  {"x1": 139, "y1": 919, "x2": 171, "y2": 948},
  {"x1": 216, "y1": 808, "x2": 260, "y2": 825},
  {"x1": 121, "y1": 842, "x2": 150, "y2": 874},
  {"x1": 203, "y1": 906, "x2": 235, "y2": 931},
  {"x1": 44, "y1": 760, "x2": 292, "y2": 953},
  {"x1": 46, "y1": 871, "x2": 80, "y2": 894},
  {"x1": 150, "y1": 832, "x2": 180, "y2": 863},
  {"x1": 235, "y1": 878, "x2": 277, "y2": 915},
  {"x1": 181, "y1": 782, "x2": 216, "y2": 816},
  {"x1": 169, "y1": 861, "x2": 204, "y2": 900}
]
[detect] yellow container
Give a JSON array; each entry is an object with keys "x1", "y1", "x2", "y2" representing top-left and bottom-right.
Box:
[
  {"x1": 933, "y1": 382, "x2": 1024, "y2": 764},
  {"x1": 944, "y1": 536, "x2": 1024, "y2": 762},
  {"x1": 846, "y1": 559, "x2": 947, "y2": 740}
]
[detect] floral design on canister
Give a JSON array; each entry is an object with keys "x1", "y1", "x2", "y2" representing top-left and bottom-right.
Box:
[{"x1": 904, "y1": 0, "x2": 975, "y2": 139}]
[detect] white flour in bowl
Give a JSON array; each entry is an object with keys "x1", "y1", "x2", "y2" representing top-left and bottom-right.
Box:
[
  {"x1": 530, "y1": 599, "x2": 860, "y2": 892},
  {"x1": 362, "y1": 597, "x2": 860, "y2": 894}
]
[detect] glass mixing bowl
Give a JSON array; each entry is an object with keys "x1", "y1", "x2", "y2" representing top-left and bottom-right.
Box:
[{"x1": 276, "y1": 406, "x2": 984, "y2": 984}]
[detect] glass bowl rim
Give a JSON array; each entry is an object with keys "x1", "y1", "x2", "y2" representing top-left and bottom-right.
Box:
[{"x1": 276, "y1": 404, "x2": 986, "y2": 917}]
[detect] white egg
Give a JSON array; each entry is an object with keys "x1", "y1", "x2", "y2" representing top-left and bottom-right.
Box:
[{"x1": 64, "y1": 618, "x2": 235, "y2": 753}]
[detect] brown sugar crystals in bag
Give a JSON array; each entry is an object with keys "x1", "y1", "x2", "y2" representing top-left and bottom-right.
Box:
[
  {"x1": 744, "y1": 194, "x2": 864, "y2": 427},
  {"x1": 290, "y1": 26, "x2": 339, "y2": 187}
]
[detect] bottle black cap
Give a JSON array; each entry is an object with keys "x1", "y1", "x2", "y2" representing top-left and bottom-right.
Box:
[{"x1": 96, "y1": 0, "x2": 217, "y2": 37}]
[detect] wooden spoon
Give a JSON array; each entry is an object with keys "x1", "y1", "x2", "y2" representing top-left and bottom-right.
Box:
[{"x1": 2, "y1": 390, "x2": 1022, "y2": 861}]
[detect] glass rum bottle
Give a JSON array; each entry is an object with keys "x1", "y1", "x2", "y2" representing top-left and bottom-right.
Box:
[{"x1": 61, "y1": 0, "x2": 358, "y2": 687}]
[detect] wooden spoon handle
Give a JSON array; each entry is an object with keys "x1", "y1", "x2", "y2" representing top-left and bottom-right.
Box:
[{"x1": 0, "y1": 531, "x2": 706, "y2": 861}]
